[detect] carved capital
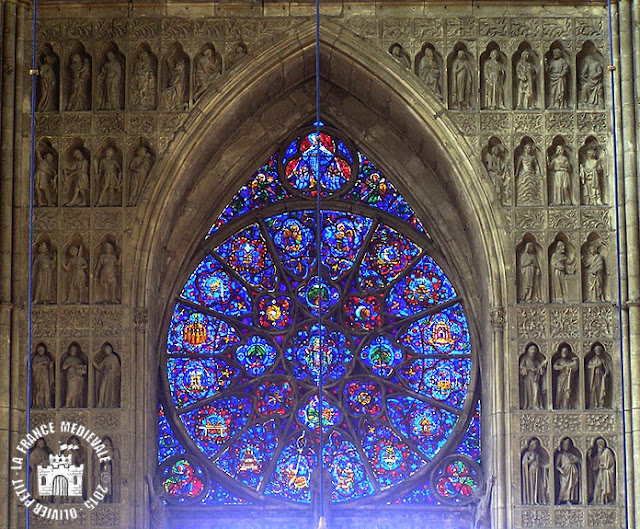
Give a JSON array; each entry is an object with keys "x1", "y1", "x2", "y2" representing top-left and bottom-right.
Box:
[
  {"x1": 134, "y1": 307, "x2": 148, "y2": 332},
  {"x1": 490, "y1": 307, "x2": 506, "y2": 330}
]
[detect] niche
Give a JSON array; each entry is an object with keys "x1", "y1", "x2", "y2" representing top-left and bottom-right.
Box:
[
  {"x1": 584, "y1": 342, "x2": 612, "y2": 409},
  {"x1": 416, "y1": 42, "x2": 443, "y2": 99},
  {"x1": 480, "y1": 42, "x2": 508, "y2": 109},
  {"x1": 546, "y1": 136, "x2": 574, "y2": 206},
  {"x1": 519, "y1": 342, "x2": 547, "y2": 410},
  {"x1": 551, "y1": 343, "x2": 579, "y2": 409},
  {"x1": 514, "y1": 137, "x2": 544, "y2": 206},
  {"x1": 64, "y1": 42, "x2": 92, "y2": 111},
  {"x1": 60, "y1": 341, "x2": 88, "y2": 408},
  {"x1": 512, "y1": 42, "x2": 540, "y2": 110},
  {"x1": 516, "y1": 234, "x2": 545, "y2": 303},
  {"x1": 577, "y1": 41, "x2": 605, "y2": 109},
  {"x1": 447, "y1": 42, "x2": 475, "y2": 110}
]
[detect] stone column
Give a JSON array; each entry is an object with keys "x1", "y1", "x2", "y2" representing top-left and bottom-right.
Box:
[{"x1": 490, "y1": 307, "x2": 507, "y2": 529}]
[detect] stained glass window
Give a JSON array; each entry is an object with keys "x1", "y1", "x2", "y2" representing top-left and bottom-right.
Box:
[{"x1": 159, "y1": 126, "x2": 481, "y2": 508}]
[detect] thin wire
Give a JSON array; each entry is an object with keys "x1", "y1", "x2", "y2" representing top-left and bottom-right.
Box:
[
  {"x1": 27, "y1": 0, "x2": 39, "y2": 526},
  {"x1": 606, "y1": 1, "x2": 630, "y2": 527}
]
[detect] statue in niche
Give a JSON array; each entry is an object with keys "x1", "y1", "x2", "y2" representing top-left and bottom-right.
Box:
[
  {"x1": 483, "y1": 50, "x2": 506, "y2": 109},
  {"x1": 62, "y1": 245, "x2": 88, "y2": 304},
  {"x1": 96, "y1": 147, "x2": 122, "y2": 206},
  {"x1": 516, "y1": 143, "x2": 542, "y2": 205},
  {"x1": 483, "y1": 143, "x2": 509, "y2": 204},
  {"x1": 589, "y1": 437, "x2": 615, "y2": 504},
  {"x1": 519, "y1": 242, "x2": 541, "y2": 302},
  {"x1": 555, "y1": 437, "x2": 581, "y2": 504},
  {"x1": 548, "y1": 145, "x2": 572, "y2": 205},
  {"x1": 587, "y1": 343, "x2": 610, "y2": 409},
  {"x1": 584, "y1": 243, "x2": 606, "y2": 302},
  {"x1": 520, "y1": 344, "x2": 546, "y2": 410},
  {"x1": 450, "y1": 50, "x2": 473, "y2": 110},
  {"x1": 389, "y1": 44, "x2": 411, "y2": 69},
  {"x1": 163, "y1": 58, "x2": 187, "y2": 111},
  {"x1": 93, "y1": 342, "x2": 121, "y2": 408},
  {"x1": 419, "y1": 48, "x2": 441, "y2": 97},
  {"x1": 30, "y1": 439, "x2": 52, "y2": 500},
  {"x1": 516, "y1": 50, "x2": 537, "y2": 109},
  {"x1": 553, "y1": 345, "x2": 578, "y2": 409},
  {"x1": 521, "y1": 438, "x2": 549, "y2": 505},
  {"x1": 194, "y1": 48, "x2": 222, "y2": 99},
  {"x1": 98, "y1": 51, "x2": 123, "y2": 110},
  {"x1": 550, "y1": 241, "x2": 575, "y2": 303},
  {"x1": 64, "y1": 436, "x2": 86, "y2": 501},
  {"x1": 580, "y1": 148, "x2": 604, "y2": 205},
  {"x1": 132, "y1": 51, "x2": 157, "y2": 110},
  {"x1": 62, "y1": 342, "x2": 87, "y2": 407},
  {"x1": 33, "y1": 241, "x2": 56, "y2": 303},
  {"x1": 64, "y1": 148, "x2": 89, "y2": 206},
  {"x1": 67, "y1": 53, "x2": 91, "y2": 111},
  {"x1": 34, "y1": 148, "x2": 57, "y2": 207},
  {"x1": 227, "y1": 42, "x2": 247, "y2": 68},
  {"x1": 95, "y1": 241, "x2": 119, "y2": 303},
  {"x1": 32, "y1": 343, "x2": 54, "y2": 408},
  {"x1": 580, "y1": 54, "x2": 604, "y2": 108},
  {"x1": 128, "y1": 146, "x2": 153, "y2": 205},
  {"x1": 95, "y1": 437, "x2": 117, "y2": 502},
  {"x1": 546, "y1": 48, "x2": 570, "y2": 109},
  {"x1": 37, "y1": 52, "x2": 58, "y2": 111}
]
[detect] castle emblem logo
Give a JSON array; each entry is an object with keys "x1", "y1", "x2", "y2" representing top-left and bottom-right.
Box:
[{"x1": 36, "y1": 443, "x2": 85, "y2": 497}]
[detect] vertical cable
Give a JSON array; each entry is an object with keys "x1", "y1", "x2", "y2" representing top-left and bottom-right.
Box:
[
  {"x1": 606, "y1": 1, "x2": 630, "y2": 527},
  {"x1": 26, "y1": 0, "x2": 39, "y2": 528}
]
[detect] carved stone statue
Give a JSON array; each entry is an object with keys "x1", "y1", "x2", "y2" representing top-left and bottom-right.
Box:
[
  {"x1": 548, "y1": 145, "x2": 572, "y2": 205},
  {"x1": 584, "y1": 243, "x2": 606, "y2": 302},
  {"x1": 580, "y1": 54, "x2": 604, "y2": 108},
  {"x1": 62, "y1": 245, "x2": 88, "y2": 304},
  {"x1": 33, "y1": 241, "x2": 56, "y2": 303},
  {"x1": 34, "y1": 149, "x2": 57, "y2": 207},
  {"x1": 483, "y1": 50, "x2": 506, "y2": 109},
  {"x1": 553, "y1": 345, "x2": 578, "y2": 409},
  {"x1": 129, "y1": 146, "x2": 153, "y2": 205},
  {"x1": 226, "y1": 42, "x2": 247, "y2": 68},
  {"x1": 96, "y1": 437, "x2": 117, "y2": 502},
  {"x1": 555, "y1": 437, "x2": 580, "y2": 504},
  {"x1": 516, "y1": 143, "x2": 542, "y2": 206},
  {"x1": 580, "y1": 149, "x2": 604, "y2": 205},
  {"x1": 146, "y1": 474, "x2": 167, "y2": 529},
  {"x1": 589, "y1": 437, "x2": 615, "y2": 504},
  {"x1": 132, "y1": 51, "x2": 157, "y2": 110},
  {"x1": 473, "y1": 476, "x2": 494, "y2": 529},
  {"x1": 38, "y1": 52, "x2": 58, "y2": 111},
  {"x1": 519, "y1": 242, "x2": 541, "y2": 302},
  {"x1": 30, "y1": 439, "x2": 52, "y2": 499},
  {"x1": 550, "y1": 241, "x2": 574, "y2": 303},
  {"x1": 520, "y1": 344, "x2": 546, "y2": 410},
  {"x1": 450, "y1": 50, "x2": 473, "y2": 110},
  {"x1": 163, "y1": 58, "x2": 188, "y2": 111},
  {"x1": 62, "y1": 342, "x2": 87, "y2": 407},
  {"x1": 516, "y1": 50, "x2": 537, "y2": 109},
  {"x1": 521, "y1": 438, "x2": 549, "y2": 505},
  {"x1": 546, "y1": 48, "x2": 570, "y2": 109},
  {"x1": 194, "y1": 48, "x2": 222, "y2": 99},
  {"x1": 32, "y1": 343, "x2": 54, "y2": 408},
  {"x1": 587, "y1": 344, "x2": 610, "y2": 409},
  {"x1": 389, "y1": 43, "x2": 411, "y2": 69},
  {"x1": 98, "y1": 51, "x2": 123, "y2": 110},
  {"x1": 64, "y1": 148, "x2": 90, "y2": 206},
  {"x1": 95, "y1": 241, "x2": 119, "y2": 303},
  {"x1": 96, "y1": 147, "x2": 122, "y2": 206},
  {"x1": 67, "y1": 53, "x2": 91, "y2": 111},
  {"x1": 419, "y1": 48, "x2": 441, "y2": 98},
  {"x1": 94, "y1": 342, "x2": 121, "y2": 408},
  {"x1": 64, "y1": 435, "x2": 87, "y2": 501},
  {"x1": 484, "y1": 143, "x2": 509, "y2": 204}
]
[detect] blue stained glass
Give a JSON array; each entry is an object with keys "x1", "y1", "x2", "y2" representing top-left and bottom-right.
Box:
[
  {"x1": 161, "y1": 457, "x2": 207, "y2": 502},
  {"x1": 285, "y1": 324, "x2": 353, "y2": 385},
  {"x1": 386, "y1": 255, "x2": 456, "y2": 317},
  {"x1": 202, "y1": 479, "x2": 250, "y2": 505},
  {"x1": 168, "y1": 304, "x2": 240, "y2": 355},
  {"x1": 386, "y1": 396, "x2": 459, "y2": 460},
  {"x1": 297, "y1": 393, "x2": 342, "y2": 434},
  {"x1": 297, "y1": 276, "x2": 341, "y2": 316},
  {"x1": 456, "y1": 401, "x2": 481, "y2": 463},
  {"x1": 235, "y1": 335, "x2": 277, "y2": 376},
  {"x1": 347, "y1": 154, "x2": 425, "y2": 233},
  {"x1": 215, "y1": 224, "x2": 277, "y2": 290},
  {"x1": 181, "y1": 255, "x2": 251, "y2": 316},
  {"x1": 344, "y1": 379, "x2": 383, "y2": 417},
  {"x1": 391, "y1": 480, "x2": 438, "y2": 505},
  {"x1": 358, "y1": 224, "x2": 421, "y2": 289},
  {"x1": 265, "y1": 433, "x2": 316, "y2": 503},
  {"x1": 158, "y1": 405, "x2": 185, "y2": 464},
  {"x1": 344, "y1": 294, "x2": 382, "y2": 331},
  {"x1": 168, "y1": 357, "x2": 240, "y2": 408},
  {"x1": 360, "y1": 419, "x2": 424, "y2": 489},
  {"x1": 360, "y1": 335, "x2": 404, "y2": 377},
  {"x1": 256, "y1": 377, "x2": 294, "y2": 416},
  {"x1": 179, "y1": 397, "x2": 252, "y2": 458},
  {"x1": 266, "y1": 211, "x2": 316, "y2": 279},
  {"x1": 215, "y1": 420, "x2": 279, "y2": 490},
  {"x1": 399, "y1": 304, "x2": 471, "y2": 356},
  {"x1": 399, "y1": 358, "x2": 471, "y2": 409},
  {"x1": 321, "y1": 212, "x2": 373, "y2": 280},
  {"x1": 323, "y1": 431, "x2": 375, "y2": 502},
  {"x1": 209, "y1": 156, "x2": 289, "y2": 235}
]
